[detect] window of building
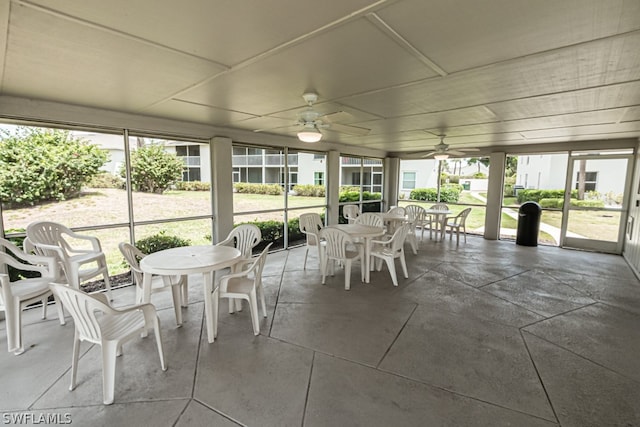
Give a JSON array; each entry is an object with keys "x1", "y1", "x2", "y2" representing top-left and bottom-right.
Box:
[
  {"x1": 575, "y1": 171, "x2": 598, "y2": 192},
  {"x1": 176, "y1": 144, "x2": 201, "y2": 182},
  {"x1": 402, "y1": 172, "x2": 416, "y2": 189},
  {"x1": 314, "y1": 172, "x2": 324, "y2": 185}
]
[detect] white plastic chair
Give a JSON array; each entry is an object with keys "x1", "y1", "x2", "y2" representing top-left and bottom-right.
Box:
[
  {"x1": 216, "y1": 224, "x2": 262, "y2": 312},
  {"x1": 404, "y1": 204, "x2": 425, "y2": 252},
  {"x1": 387, "y1": 206, "x2": 406, "y2": 216},
  {"x1": 427, "y1": 203, "x2": 450, "y2": 240},
  {"x1": 25, "y1": 221, "x2": 113, "y2": 300},
  {"x1": 50, "y1": 283, "x2": 167, "y2": 405},
  {"x1": 0, "y1": 238, "x2": 65, "y2": 354},
  {"x1": 354, "y1": 212, "x2": 384, "y2": 228},
  {"x1": 385, "y1": 206, "x2": 407, "y2": 237},
  {"x1": 370, "y1": 224, "x2": 410, "y2": 287},
  {"x1": 319, "y1": 228, "x2": 364, "y2": 291},
  {"x1": 445, "y1": 207, "x2": 472, "y2": 245},
  {"x1": 343, "y1": 205, "x2": 360, "y2": 224},
  {"x1": 119, "y1": 242, "x2": 187, "y2": 326},
  {"x1": 212, "y1": 243, "x2": 272, "y2": 337},
  {"x1": 298, "y1": 213, "x2": 325, "y2": 269}
]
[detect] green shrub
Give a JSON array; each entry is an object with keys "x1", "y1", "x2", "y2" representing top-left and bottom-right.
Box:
[
  {"x1": 174, "y1": 181, "x2": 210, "y2": 191},
  {"x1": 121, "y1": 145, "x2": 184, "y2": 194},
  {"x1": 0, "y1": 127, "x2": 108, "y2": 206},
  {"x1": 233, "y1": 182, "x2": 283, "y2": 195},
  {"x1": 539, "y1": 198, "x2": 563, "y2": 209},
  {"x1": 135, "y1": 231, "x2": 191, "y2": 254},
  {"x1": 87, "y1": 172, "x2": 125, "y2": 189},
  {"x1": 339, "y1": 186, "x2": 360, "y2": 193},
  {"x1": 409, "y1": 187, "x2": 460, "y2": 203},
  {"x1": 292, "y1": 184, "x2": 325, "y2": 197},
  {"x1": 517, "y1": 189, "x2": 578, "y2": 203}
]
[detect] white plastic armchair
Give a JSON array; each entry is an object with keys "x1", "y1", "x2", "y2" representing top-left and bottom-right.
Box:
[
  {"x1": 0, "y1": 238, "x2": 65, "y2": 354},
  {"x1": 50, "y1": 283, "x2": 167, "y2": 405},
  {"x1": 212, "y1": 243, "x2": 272, "y2": 338},
  {"x1": 216, "y1": 224, "x2": 262, "y2": 312},
  {"x1": 343, "y1": 205, "x2": 360, "y2": 224},
  {"x1": 404, "y1": 204, "x2": 426, "y2": 252},
  {"x1": 445, "y1": 207, "x2": 472, "y2": 245},
  {"x1": 370, "y1": 224, "x2": 410, "y2": 287},
  {"x1": 319, "y1": 227, "x2": 364, "y2": 291},
  {"x1": 25, "y1": 221, "x2": 112, "y2": 300},
  {"x1": 299, "y1": 213, "x2": 325, "y2": 269},
  {"x1": 119, "y1": 242, "x2": 187, "y2": 326}
]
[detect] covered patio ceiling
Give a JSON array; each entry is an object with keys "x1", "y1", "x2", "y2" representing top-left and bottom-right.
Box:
[{"x1": 0, "y1": 0, "x2": 639, "y2": 155}]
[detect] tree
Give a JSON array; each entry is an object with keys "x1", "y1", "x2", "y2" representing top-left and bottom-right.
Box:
[
  {"x1": 0, "y1": 127, "x2": 108, "y2": 205},
  {"x1": 467, "y1": 157, "x2": 490, "y2": 174},
  {"x1": 123, "y1": 144, "x2": 184, "y2": 193}
]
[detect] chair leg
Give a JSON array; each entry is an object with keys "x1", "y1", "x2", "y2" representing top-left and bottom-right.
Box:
[
  {"x1": 456, "y1": 227, "x2": 460, "y2": 245},
  {"x1": 152, "y1": 316, "x2": 167, "y2": 371},
  {"x1": 400, "y1": 251, "x2": 409, "y2": 278},
  {"x1": 258, "y1": 284, "x2": 267, "y2": 318},
  {"x1": 463, "y1": 225, "x2": 467, "y2": 243},
  {"x1": 102, "y1": 268, "x2": 113, "y2": 302},
  {"x1": 321, "y1": 255, "x2": 328, "y2": 284},
  {"x1": 101, "y1": 342, "x2": 118, "y2": 405},
  {"x1": 385, "y1": 257, "x2": 399, "y2": 286},
  {"x1": 303, "y1": 247, "x2": 309, "y2": 270},
  {"x1": 409, "y1": 234, "x2": 418, "y2": 255},
  {"x1": 248, "y1": 291, "x2": 260, "y2": 335},
  {"x1": 5, "y1": 300, "x2": 21, "y2": 354},
  {"x1": 53, "y1": 294, "x2": 66, "y2": 325},
  {"x1": 41, "y1": 297, "x2": 47, "y2": 319},
  {"x1": 70, "y1": 334, "x2": 81, "y2": 391}
]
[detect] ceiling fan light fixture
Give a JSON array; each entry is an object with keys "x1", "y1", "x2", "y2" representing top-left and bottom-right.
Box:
[
  {"x1": 433, "y1": 153, "x2": 449, "y2": 160},
  {"x1": 297, "y1": 130, "x2": 322, "y2": 143}
]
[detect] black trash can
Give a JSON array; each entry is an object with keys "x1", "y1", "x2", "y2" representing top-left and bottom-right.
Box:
[{"x1": 516, "y1": 201, "x2": 542, "y2": 246}]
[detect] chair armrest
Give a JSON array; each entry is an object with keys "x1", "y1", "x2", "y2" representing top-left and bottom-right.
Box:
[
  {"x1": 216, "y1": 236, "x2": 234, "y2": 247},
  {"x1": 65, "y1": 230, "x2": 102, "y2": 252},
  {"x1": 92, "y1": 292, "x2": 111, "y2": 307}
]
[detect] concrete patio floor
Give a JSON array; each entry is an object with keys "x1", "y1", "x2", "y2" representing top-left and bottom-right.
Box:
[{"x1": 1, "y1": 236, "x2": 639, "y2": 426}]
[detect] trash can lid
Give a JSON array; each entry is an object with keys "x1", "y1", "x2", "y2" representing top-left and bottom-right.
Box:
[{"x1": 519, "y1": 201, "x2": 542, "y2": 213}]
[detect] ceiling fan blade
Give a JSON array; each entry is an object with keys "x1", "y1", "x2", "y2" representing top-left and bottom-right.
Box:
[
  {"x1": 321, "y1": 111, "x2": 353, "y2": 123},
  {"x1": 460, "y1": 148, "x2": 480, "y2": 152},
  {"x1": 447, "y1": 150, "x2": 469, "y2": 156},
  {"x1": 253, "y1": 123, "x2": 300, "y2": 133},
  {"x1": 421, "y1": 151, "x2": 435, "y2": 158},
  {"x1": 327, "y1": 122, "x2": 370, "y2": 136}
]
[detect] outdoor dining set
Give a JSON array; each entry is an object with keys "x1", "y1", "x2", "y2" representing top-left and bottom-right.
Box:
[{"x1": 0, "y1": 205, "x2": 471, "y2": 404}]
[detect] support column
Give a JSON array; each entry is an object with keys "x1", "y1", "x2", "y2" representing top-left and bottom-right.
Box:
[
  {"x1": 384, "y1": 157, "x2": 400, "y2": 210},
  {"x1": 327, "y1": 150, "x2": 340, "y2": 225},
  {"x1": 211, "y1": 137, "x2": 234, "y2": 243},
  {"x1": 484, "y1": 152, "x2": 506, "y2": 240}
]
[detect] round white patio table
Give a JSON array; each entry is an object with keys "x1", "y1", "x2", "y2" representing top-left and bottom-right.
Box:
[
  {"x1": 424, "y1": 209, "x2": 453, "y2": 241},
  {"x1": 140, "y1": 245, "x2": 241, "y2": 343},
  {"x1": 331, "y1": 224, "x2": 385, "y2": 283}
]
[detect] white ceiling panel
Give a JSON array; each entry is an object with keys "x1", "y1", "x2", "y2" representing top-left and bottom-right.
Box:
[
  {"x1": 4, "y1": 4, "x2": 225, "y2": 111},
  {"x1": 176, "y1": 18, "x2": 439, "y2": 117},
  {"x1": 0, "y1": 1, "x2": 638, "y2": 153},
  {"x1": 376, "y1": 0, "x2": 640, "y2": 73},
  {"x1": 25, "y1": 0, "x2": 380, "y2": 66}
]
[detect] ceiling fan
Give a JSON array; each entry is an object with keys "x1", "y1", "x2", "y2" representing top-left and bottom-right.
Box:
[
  {"x1": 421, "y1": 135, "x2": 479, "y2": 159},
  {"x1": 257, "y1": 92, "x2": 370, "y2": 143}
]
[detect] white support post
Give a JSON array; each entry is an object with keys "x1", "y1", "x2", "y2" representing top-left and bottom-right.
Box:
[
  {"x1": 211, "y1": 137, "x2": 234, "y2": 243},
  {"x1": 484, "y1": 152, "x2": 506, "y2": 240},
  {"x1": 384, "y1": 157, "x2": 400, "y2": 210},
  {"x1": 327, "y1": 150, "x2": 340, "y2": 225}
]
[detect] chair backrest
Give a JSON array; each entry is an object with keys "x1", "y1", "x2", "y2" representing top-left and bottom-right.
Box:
[
  {"x1": 456, "y1": 208, "x2": 472, "y2": 225},
  {"x1": 429, "y1": 203, "x2": 449, "y2": 211},
  {"x1": 299, "y1": 213, "x2": 323, "y2": 245},
  {"x1": 343, "y1": 205, "x2": 360, "y2": 222},
  {"x1": 227, "y1": 224, "x2": 261, "y2": 258},
  {"x1": 355, "y1": 213, "x2": 383, "y2": 228},
  {"x1": 320, "y1": 228, "x2": 354, "y2": 259},
  {"x1": 404, "y1": 205, "x2": 425, "y2": 223},
  {"x1": 26, "y1": 221, "x2": 75, "y2": 256},
  {"x1": 0, "y1": 238, "x2": 56, "y2": 284},
  {"x1": 118, "y1": 242, "x2": 146, "y2": 285},
  {"x1": 387, "y1": 206, "x2": 406, "y2": 216},
  {"x1": 389, "y1": 223, "x2": 411, "y2": 253},
  {"x1": 50, "y1": 283, "x2": 110, "y2": 344}
]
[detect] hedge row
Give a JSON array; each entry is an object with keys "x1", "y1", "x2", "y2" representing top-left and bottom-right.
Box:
[
  {"x1": 233, "y1": 182, "x2": 283, "y2": 195},
  {"x1": 174, "y1": 181, "x2": 211, "y2": 191},
  {"x1": 539, "y1": 198, "x2": 605, "y2": 209},
  {"x1": 517, "y1": 189, "x2": 578, "y2": 203},
  {"x1": 292, "y1": 184, "x2": 325, "y2": 197}
]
